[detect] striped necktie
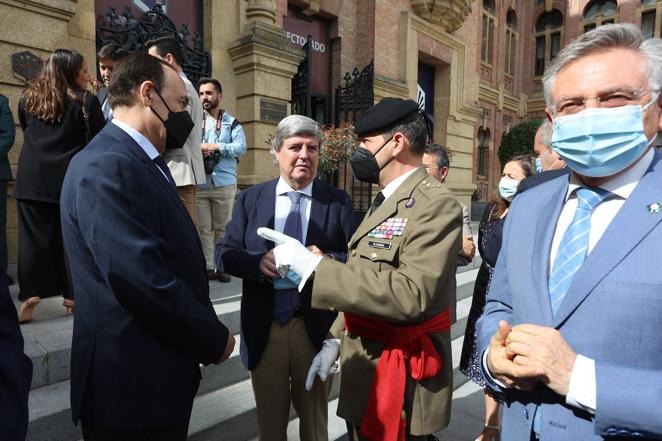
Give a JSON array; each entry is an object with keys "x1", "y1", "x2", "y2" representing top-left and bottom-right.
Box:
[{"x1": 547, "y1": 187, "x2": 612, "y2": 315}]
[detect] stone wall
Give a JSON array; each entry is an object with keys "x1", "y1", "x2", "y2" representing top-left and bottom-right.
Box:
[{"x1": 0, "y1": 0, "x2": 95, "y2": 265}]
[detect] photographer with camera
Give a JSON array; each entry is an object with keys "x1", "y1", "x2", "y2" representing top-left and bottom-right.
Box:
[{"x1": 197, "y1": 78, "x2": 247, "y2": 282}]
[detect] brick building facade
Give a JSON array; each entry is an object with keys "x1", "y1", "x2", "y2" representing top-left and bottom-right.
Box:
[{"x1": 0, "y1": 0, "x2": 660, "y2": 264}]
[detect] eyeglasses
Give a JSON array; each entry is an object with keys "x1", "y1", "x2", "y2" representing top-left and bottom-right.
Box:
[{"x1": 552, "y1": 89, "x2": 657, "y2": 116}]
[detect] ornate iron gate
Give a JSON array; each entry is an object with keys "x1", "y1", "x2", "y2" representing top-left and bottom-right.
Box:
[
  {"x1": 335, "y1": 61, "x2": 374, "y2": 217},
  {"x1": 291, "y1": 36, "x2": 312, "y2": 117},
  {"x1": 96, "y1": 4, "x2": 211, "y2": 85}
]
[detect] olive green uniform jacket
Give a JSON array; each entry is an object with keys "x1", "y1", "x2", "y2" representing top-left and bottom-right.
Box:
[{"x1": 312, "y1": 167, "x2": 462, "y2": 436}]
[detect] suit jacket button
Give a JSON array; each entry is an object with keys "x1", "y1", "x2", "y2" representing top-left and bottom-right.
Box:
[
  {"x1": 351, "y1": 249, "x2": 357, "y2": 256},
  {"x1": 370, "y1": 252, "x2": 377, "y2": 259}
]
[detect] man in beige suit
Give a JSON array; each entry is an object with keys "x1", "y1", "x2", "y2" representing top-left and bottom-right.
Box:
[
  {"x1": 265, "y1": 98, "x2": 462, "y2": 441},
  {"x1": 147, "y1": 37, "x2": 205, "y2": 222}
]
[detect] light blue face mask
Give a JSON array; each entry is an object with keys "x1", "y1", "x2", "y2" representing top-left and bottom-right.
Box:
[
  {"x1": 498, "y1": 177, "x2": 519, "y2": 201},
  {"x1": 534, "y1": 158, "x2": 543, "y2": 173},
  {"x1": 551, "y1": 93, "x2": 658, "y2": 177}
]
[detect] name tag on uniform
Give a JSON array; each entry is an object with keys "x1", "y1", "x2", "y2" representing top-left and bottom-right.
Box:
[
  {"x1": 368, "y1": 241, "x2": 392, "y2": 250},
  {"x1": 368, "y1": 217, "x2": 408, "y2": 239}
]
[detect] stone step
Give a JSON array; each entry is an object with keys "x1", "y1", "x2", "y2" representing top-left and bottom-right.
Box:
[
  {"x1": 21, "y1": 268, "x2": 479, "y2": 392},
  {"x1": 24, "y1": 269, "x2": 479, "y2": 441}
]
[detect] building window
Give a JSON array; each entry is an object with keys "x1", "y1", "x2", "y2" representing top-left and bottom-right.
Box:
[
  {"x1": 505, "y1": 9, "x2": 518, "y2": 77},
  {"x1": 641, "y1": 0, "x2": 662, "y2": 38},
  {"x1": 481, "y1": 0, "x2": 496, "y2": 65},
  {"x1": 583, "y1": 0, "x2": 617, "y2": 32},
  {"x1": 477, "y1": 127, "x2": 491, "y2": 177},
  {"x1": 534, "y1": 10, "x2": 563, "y2": 77}
]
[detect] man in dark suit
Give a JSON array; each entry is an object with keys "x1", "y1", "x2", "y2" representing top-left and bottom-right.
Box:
[
  {"x1": 61, "y1": 52, "x2": 234, "y2": 441},
  {"x1": 217, "y1": 115, "x2": 355, "y2": 441},
  {"x1": 0, "y1": 94, "x2": 15, "y2": 284},
  {"x1": 96, "y1": 44, "x2": 129, "y2": 122},
  {"x1": 0, "y1": 279, "x2": 31, "y2": 441}
]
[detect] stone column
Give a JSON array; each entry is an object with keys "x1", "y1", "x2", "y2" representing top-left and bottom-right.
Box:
[{"x1": 225, "y1": 1, "x2": 305, "y2": 186}]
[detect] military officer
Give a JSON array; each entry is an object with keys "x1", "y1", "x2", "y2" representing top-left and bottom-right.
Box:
[{"x1": 264, "y1": 98, "x2": 463, "y2": 441}]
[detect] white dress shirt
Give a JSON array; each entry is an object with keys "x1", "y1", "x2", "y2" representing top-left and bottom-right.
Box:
[
  {"x1": 111, "y1": 119, "x2": 173, "y2": 182},
  {"x1": 274, "y1": 177, "x2": 313, "y2": 244},
  {"x1": 380, "y1": 167, "x2": 419, "y2": 200}
]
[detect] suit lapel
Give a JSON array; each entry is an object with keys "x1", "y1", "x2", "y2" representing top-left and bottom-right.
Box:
[
  {"x1": 349, "y1": 168, "x2": 427, "y2": 248},
  {"x1": 104, "y1": 124, "x2": 200, "y2": 242},
  {"x1": 528, "y1": 178, "x2": 568, "y2": 327},
  {"x1": 553, "y1": 155, "x2": 662, "y2": 326},
  {"x1": 307, "y1": 181, "x2": 329, "y2": 246},
  {"x1": 257, "y1": 180, "x2": 277, "y2": 249}
]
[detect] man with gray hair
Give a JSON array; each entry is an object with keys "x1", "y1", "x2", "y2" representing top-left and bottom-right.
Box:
[
  {"x1": 477, "y1": 24, "x2": 662, "y2": 440},
  {"x1": 217, "y1": 115, "x2": 355, "y2": 441},
  {"x1": 517, "y1": 121, "x2": 569, "y2": 194}
]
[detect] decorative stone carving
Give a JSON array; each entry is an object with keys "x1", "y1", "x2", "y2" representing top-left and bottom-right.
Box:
[
  {"x1": 246, "y1": 0, "x2": 277, "y2": 25},
  {"x1": 410, "y1": 0, "x2": 473, "y2": 33}
]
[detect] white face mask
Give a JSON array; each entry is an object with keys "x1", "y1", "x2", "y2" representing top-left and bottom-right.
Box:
[{"x1": 498, "y1": 177, "x2": 519, "y2": 201}]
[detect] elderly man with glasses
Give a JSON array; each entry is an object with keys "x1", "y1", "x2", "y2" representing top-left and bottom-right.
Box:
[{"x1": 476, "y1": 24, "x2": 662, "y2": 441}]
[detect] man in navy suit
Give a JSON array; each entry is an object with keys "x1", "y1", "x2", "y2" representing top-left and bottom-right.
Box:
[
  {"x1": 477, "y1": 24, "x2": 662, "y2": 440},
  {"x1": 217, "y1": 115, "x2": 355, "y2": 441},
  {"x1": 61, "y1": 52, "x2": 234, "y2": 441},
  {"x1": 0, "y1": 279, "x2": 31, "y2": 441}
]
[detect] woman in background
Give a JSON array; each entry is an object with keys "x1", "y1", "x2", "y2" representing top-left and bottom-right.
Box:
[
  {"x1": 15, "y1": 49, "x2": 104, "y2": 323},
  {"x1": 460, "y1": 154, "x2": 536, "y2": 441}
]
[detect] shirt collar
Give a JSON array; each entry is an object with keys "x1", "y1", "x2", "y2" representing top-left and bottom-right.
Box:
[
  {"x1": 381, "y1": 167, "x2": 419, "y2": 200},
  {"x1": 276, "y1": 176, "x2": 314, "y2": 198},
  {"x1": 111, "y1": 119, "x2": 160, "y2": 160},
  {"x1": 566, "y1": 148, "x2": 655, "y2": 201}
]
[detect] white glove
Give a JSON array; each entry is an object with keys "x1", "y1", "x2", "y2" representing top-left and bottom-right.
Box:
[
  {"x1": 257, "y1": 227, "x2": 323, "y2": 291},
  {"x1": 305, "y1": 338, "x2": 340, "y2": 391}
]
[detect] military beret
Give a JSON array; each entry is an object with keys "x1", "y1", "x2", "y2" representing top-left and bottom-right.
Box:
[{"x1": 354, "y1": 97, "x2": 420, "y2": 136}]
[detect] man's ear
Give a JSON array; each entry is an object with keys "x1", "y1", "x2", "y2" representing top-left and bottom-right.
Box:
[
  {"x1": 139, "y1": 81, "x2": 154, "y2": 107},
  {"x1": 392, "y1": 132, "x2": 406, "y2": 156}
]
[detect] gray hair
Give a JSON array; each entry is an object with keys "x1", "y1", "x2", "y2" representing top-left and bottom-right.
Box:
[
  {"x1": 543, "y1": 23, "x2": 662, "y2": 109},
  {"x1": 271, "y1": 115, "x2": 322, "y2": 151},
  {"x1": 537, "y1": 120, "x2": 552, "y2": 148}
]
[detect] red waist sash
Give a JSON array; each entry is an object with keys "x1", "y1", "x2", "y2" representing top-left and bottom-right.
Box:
[{"x1": 344, "y1": 308, "x2": 451, "y2": 441}]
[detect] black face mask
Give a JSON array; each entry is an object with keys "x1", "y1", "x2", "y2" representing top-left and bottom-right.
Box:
[
  {"x1": 150, "y1": 87, "x2": 195, "y2": 151},
  {"x1": 349, "y1": 136, "x2": 394, "y2": 184}
]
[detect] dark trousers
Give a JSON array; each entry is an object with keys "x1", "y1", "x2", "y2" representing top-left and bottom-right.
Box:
[
  {"x1": 17, "y1": 199, "x2": 72, "y2": 301},
  {"x1": 0, "y1": 181, "x2": 7, "y2": 276},
  {"x1": 82, "y1": 423, "x2": 188, "y2": 441},
  {"x1": 346, "y1": 422, "x2": 430, "y2": 441}
]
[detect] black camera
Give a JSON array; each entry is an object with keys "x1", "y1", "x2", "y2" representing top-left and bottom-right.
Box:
[{"x1": 204, "y1": 149, "x2": 221, "y2": 175}]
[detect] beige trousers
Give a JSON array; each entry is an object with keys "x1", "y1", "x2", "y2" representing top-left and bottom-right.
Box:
[
  {"x1": 250, "y1": 317, "x2": 331, "y2": 441},
  {"x1": 177, "y1": 185, "x2": 197, "y2": 225},
  {"x1": 195, "y1": 183, "x2": 236, "y2": 270}
]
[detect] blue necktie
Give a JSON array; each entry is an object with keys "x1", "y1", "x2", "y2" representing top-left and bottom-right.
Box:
[
  {"x1": 533, "y1": 186, "x2": 611, "y2": 438},
  {"x1": 273, "y1": 191, "x2": 304, "y2": 324},
  {"x1": 283, "y1": 191, "x2": 303, "y2": 241},
  {"x1": 548, "y1": 187, "x2": 612, "y2": 315}
]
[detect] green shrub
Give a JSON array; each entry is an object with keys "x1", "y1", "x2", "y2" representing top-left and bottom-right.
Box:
[{"x1": 498, "y1": 118, "x2": 543, "y2": 167}]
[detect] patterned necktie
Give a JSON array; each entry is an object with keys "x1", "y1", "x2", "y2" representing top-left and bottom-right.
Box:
[
  {"x1": 153, "y1": 156, "x2": 177, "y2": 191},
  {"x1": 273, "y1": 191, "x2": 304, "y2": 325},
  {"x1": 533, "y1": 187, "x2": 612, "y2": 437},
  {"x1": 548, "y1": 187, "x2": 612, "y2": 315},
  {"x1": 370, "y1": 191, "x2": 385, "y2": 215},
  {"x1": 283, "y1": 191, "x2": 303, "y2": 241}
]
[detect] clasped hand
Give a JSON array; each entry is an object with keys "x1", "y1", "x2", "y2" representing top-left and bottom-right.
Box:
[
  {"x1": 257, "y1": 228, "x2": 323, "y2": 290},
  {"x1": 487, "y1": 321, "x2": 577, "y2": 396}
]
